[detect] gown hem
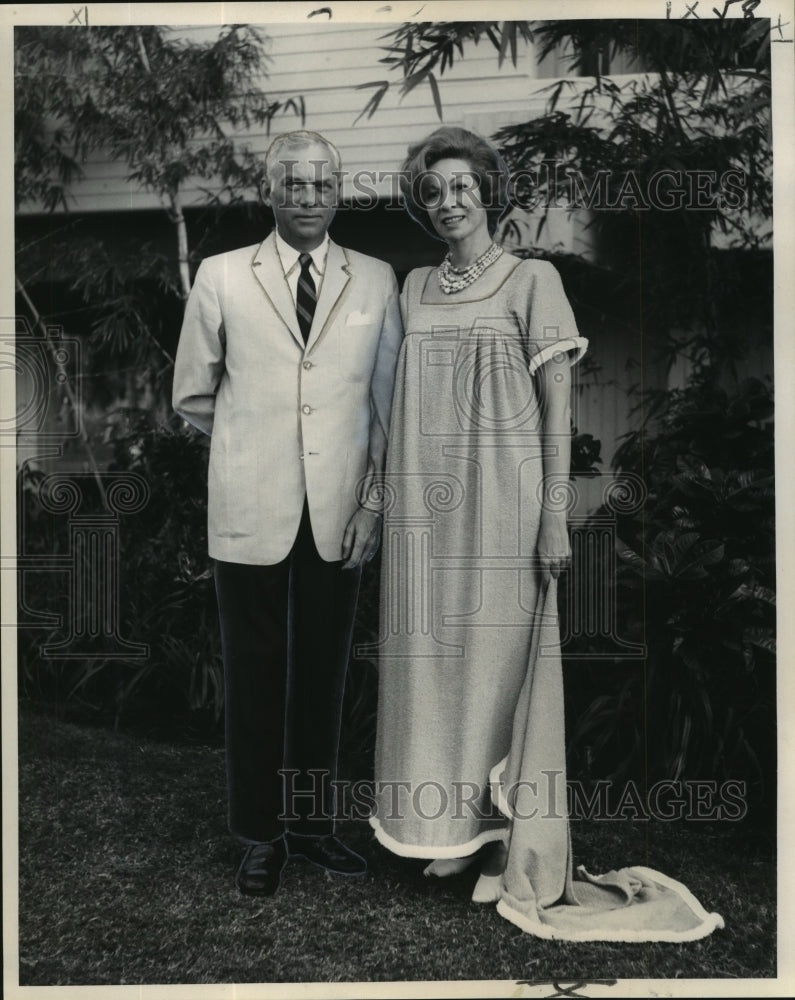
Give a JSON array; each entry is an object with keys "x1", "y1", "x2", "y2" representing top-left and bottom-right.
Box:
[
  {"x1": 369, "y1": 814, "x2": 507, "y2": 859},
  {"x1": 497, "y1": 871, "x2": 725, "y2": 943}
]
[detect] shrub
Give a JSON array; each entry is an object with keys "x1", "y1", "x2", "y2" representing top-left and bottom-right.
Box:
[
  {"x1": 565, "y1": 374, "x2": 775, "y2": 816},
  {"x1": 18, "y1": 412, "x2": 224, "y2": 736}
]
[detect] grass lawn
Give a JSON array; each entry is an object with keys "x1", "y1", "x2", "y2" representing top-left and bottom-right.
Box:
[{"x1": 15, "y1": 702, "x2": 775, "y2": 987}]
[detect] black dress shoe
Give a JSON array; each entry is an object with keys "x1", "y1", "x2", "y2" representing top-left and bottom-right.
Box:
[
  {"x1": 235, "y1": 837, "x2": 287, "y2": 896},
  {"x1": 285, "y1": 833, "x2": 367, "y2": 876}
]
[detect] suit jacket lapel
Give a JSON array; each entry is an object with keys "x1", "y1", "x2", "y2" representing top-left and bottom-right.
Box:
[
  {"x1": 250, "y1": 234, "x2": 304, "y2": 350},
  {"x1": 306, "y1": 241, "x2": 351, "y2": 353}
]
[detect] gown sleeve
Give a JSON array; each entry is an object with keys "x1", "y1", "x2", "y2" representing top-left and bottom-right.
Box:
[{"x1": 524, "y1": 260, "x2": 589, "y2": 376}]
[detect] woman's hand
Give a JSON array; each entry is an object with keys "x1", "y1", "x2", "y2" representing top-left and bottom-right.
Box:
[{"x1": 537, "y1": 514, "x2": 571, "y2": 582}]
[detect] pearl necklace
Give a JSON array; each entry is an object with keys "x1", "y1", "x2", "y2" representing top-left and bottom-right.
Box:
[{"x1": 437, "y1": 242, "x2": 504, "y2": 294}]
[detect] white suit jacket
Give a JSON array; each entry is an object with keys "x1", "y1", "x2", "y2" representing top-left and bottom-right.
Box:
[{"x1": 172, "y1": 233, "x2": 403, "y2": 564}]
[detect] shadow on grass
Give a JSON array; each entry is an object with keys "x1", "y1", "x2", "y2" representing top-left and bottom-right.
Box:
[{"x1": 15, "y1": 703, "x2": 775, "y2": 986}]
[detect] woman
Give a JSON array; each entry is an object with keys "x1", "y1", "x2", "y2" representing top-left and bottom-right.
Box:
[{"x1": 369, "y1": 126, "x2": 723, "y2": 942}]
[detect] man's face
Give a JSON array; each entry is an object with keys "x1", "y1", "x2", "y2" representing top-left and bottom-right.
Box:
[{"x1": 263, "y1": 141, "x2": 339, "y2": 252}]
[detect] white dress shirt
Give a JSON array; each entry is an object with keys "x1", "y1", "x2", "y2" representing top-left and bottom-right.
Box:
[{"x1": 274, "y1": 230, "x2": 329, "y2": 305}]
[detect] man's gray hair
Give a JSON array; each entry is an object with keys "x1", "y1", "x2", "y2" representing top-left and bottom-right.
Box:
[{"x1": 264, "y1": 130, "x2": 342, "y2": 184}]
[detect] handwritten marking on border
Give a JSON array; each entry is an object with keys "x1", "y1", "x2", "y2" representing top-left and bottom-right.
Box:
[{"x1": 515, "y1": 981, "x2": 619, "y2": 999}]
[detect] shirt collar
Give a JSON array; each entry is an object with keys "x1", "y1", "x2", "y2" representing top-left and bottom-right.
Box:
[{"x1": 274, "y1": 230, "x2": 330, "y2": 276}]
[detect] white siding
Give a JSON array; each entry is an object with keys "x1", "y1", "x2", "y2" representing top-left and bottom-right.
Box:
[{"x1": 19, "y1": 21, "x2": 539, "y2": 214}]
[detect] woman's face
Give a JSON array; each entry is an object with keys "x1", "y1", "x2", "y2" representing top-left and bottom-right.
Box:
[{"x1": 419, "y1": 157, "x2": 489, "y2": 244}]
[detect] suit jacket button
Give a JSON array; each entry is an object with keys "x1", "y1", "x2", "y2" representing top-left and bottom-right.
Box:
[
  {"x1": 302, "y1": 404, "x2": 312, "y2": 415},
  {"x1": 303, "y1": 361, "x2": 313, "y2": 370}
]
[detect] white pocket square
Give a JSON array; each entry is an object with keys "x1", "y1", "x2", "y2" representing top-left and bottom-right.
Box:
[{"x1": 346, "y1": 310, "x2": 374, "y2": 326}]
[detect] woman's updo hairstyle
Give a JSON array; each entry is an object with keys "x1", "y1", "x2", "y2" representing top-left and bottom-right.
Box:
[{"x1": 400, "y1": 126, "x2": 510, "y2": 240}]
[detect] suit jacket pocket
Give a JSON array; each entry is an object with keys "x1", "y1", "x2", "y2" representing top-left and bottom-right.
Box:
[
  {"x1": 338, "y1": 314, "x2": 380, "y2": 383},
  {"x1": 208, "y1": 440, "x2": 256, "y2": 538}
]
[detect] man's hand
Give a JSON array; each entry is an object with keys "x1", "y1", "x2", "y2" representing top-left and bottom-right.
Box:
[
  {"x1": 537, "y1": 515, "x2": 571, "y2": 583},
  {"x1": 341, "y1": 509, "x2": 382, "y2": 570}
]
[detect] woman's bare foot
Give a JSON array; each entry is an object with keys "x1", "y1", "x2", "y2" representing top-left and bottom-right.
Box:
[{"x1": 422, "y1": 855, "x2": 478, "y2": 878}]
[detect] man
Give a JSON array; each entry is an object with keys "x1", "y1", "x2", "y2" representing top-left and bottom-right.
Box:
[{"x1": 172, "y1": 130, "x2": 402, "y2": 896}]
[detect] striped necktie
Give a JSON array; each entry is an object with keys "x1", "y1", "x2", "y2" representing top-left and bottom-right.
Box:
[{"x1": 296, "y1": 252, "x2": 317, "y2": 343}]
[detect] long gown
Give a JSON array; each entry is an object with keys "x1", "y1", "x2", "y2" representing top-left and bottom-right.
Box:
[{"x1": 369, "y1": 255, "x2": 724, "y2": 941}]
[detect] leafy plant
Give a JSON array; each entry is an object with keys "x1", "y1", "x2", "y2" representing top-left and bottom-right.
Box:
[
  {"x1": 571, "y1": 426, "x2": 602, "y2": 476},
  {"x1": 17, "y1": 415, "x2": 227, "y2": 734},
  {"x1": 15, "y1": 25, "x2": 305, "y2": 297},
  {"x1": 566, "y1": 373, "x2": 775, "y2": 809},
  {"x1": 356, "y1": 21, "x2": 534, "y2": 121}
]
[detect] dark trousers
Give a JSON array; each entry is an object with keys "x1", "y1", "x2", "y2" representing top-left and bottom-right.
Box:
[{"x1": 213, "y1": 503, "x2": 362, "y2": 843}]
